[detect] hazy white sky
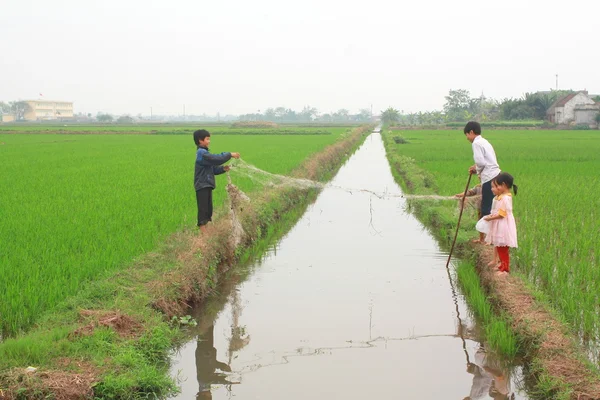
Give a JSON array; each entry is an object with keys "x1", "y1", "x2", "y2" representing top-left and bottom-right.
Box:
[{"x1": 1, "y1": 0, "x2": 598, "y2": 116}]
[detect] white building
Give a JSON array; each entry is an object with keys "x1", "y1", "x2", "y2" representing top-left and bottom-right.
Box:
[
  {"x1": 23, "y1": 100, "x2": 74, "y2": 121},
  {"x1": 547, "y1": 91, "x2": 598, "y2": 125}
]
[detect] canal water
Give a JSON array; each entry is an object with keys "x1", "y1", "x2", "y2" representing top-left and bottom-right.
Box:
[{"x1": 169, "y1": 132, "x2": 528, "y2": 400}]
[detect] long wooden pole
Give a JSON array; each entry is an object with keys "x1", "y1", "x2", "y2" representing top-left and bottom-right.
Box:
[{"x1": 445, "y1": 173, "x2": 473, "y2": 269}]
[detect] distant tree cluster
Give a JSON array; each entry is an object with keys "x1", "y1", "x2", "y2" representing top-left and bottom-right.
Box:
[
  {"x1": 381, "y1": 89, "x2": 578, "y2": 126},
  {"x1": 238, "y1": 106, "x2": 372, "y2": 123},
  {"x1": 96, "y1": 113, "x2": 113, "y2": 122},
  {"x1": 443, "y1": 89, "x2": 575, "y2": 122},
  {"x1": 0, "y1": 101, "x2": 31, "y2": 120}
]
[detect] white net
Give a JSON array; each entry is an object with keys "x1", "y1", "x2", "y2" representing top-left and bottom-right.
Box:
[
  {"x1": 223, "y1": 160, "x2": 481, "y2": 246},
  {"x1": 228, "y1": 159, "x2": 324, "y2": 190},
  {"x1": 226, "y1": 173, "x2": 250, "y2": 248}
]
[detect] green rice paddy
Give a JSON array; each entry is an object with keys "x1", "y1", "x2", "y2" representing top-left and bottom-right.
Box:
[{"x1": 0, "y1": 126, "x2": 350, "y2": 336}]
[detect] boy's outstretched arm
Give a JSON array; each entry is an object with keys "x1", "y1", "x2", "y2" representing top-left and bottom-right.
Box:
[
  {"x1": 201, "y1": 151, "x2": 232, "y2": 166},
  {"x1": 214, "y1": 165, "x2": 230, "y2": 175}
]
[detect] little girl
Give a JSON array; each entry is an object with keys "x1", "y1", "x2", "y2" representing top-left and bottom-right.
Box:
[{"x1": 485, "y1": 172, "x2": 518, "y2": 274}]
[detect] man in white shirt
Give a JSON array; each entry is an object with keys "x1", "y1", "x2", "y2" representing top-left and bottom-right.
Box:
[{"x1": 464, "y1": 121, "x2": 501, "y2": 243}]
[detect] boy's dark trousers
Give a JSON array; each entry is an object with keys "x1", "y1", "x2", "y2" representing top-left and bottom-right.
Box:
[
  {"x1": 481, "y1": 180, "x2": 493, "y2": 216},
  {"x1": 196, "y1": 188, "x2": 213, "y2": 226}
]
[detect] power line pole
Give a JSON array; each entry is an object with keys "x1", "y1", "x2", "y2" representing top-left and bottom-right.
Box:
[{"x1": 556, "y1": 74, "x2": 558, "y2": 90}]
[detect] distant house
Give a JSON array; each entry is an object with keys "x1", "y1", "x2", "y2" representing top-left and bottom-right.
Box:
[
  {"x1": 546, "y1": 91, "x2": 599, "y2": 125},
  {"x1": 1, "y1": 114, "x2": 15, "y2": 123},
  {"x1": 23, "y1": 99, "x2": 74, "y2": 121}
]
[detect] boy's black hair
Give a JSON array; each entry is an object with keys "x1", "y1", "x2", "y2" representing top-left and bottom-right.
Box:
[
  {"x1": 193, "y1": 129, "x2": 210, "y2": 147},
  {"x1": 464, "y1": 121, "x2": 482, "y2": 135},
  {"x1": 494, "y1": 172, "x2": 518, "y2": 195}
]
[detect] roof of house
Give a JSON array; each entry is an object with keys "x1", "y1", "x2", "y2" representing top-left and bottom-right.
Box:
[
  {"x1": 556, "y1": 93, "x2": 578, "y2": 107},
  {"x1": 547, "y1": 92, "x2": 580, "y2": 115}
]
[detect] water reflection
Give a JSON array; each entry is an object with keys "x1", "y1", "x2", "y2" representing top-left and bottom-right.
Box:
[
  {"x1": 187, "y1": 292, "x2": 521, "y2": 400},
  {"x1": 192, "y1": 289, "x2": 250, "y2": 399},
  {"x1": 195, "y1": 325, "x2": 233, "y2": 399},
  {"x1": 465, "y1": 346, "x2": 514, "y2": 400}
]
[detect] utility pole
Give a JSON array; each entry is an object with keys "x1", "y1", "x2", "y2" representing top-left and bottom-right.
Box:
[
  {"x1": 183, "y1": 104, "x2": 186, "y2": 119},
  {"x1": 556, "y1": 74, "x2": 559, "y2": 90},
  {"x1": 150, "y1": 107, "x2": 153, "y2": 120}
]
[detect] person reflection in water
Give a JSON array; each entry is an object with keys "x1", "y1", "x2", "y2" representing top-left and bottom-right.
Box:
[
  {"x1": 464, "y1": 346, "x2": 514, "y2": 400},
  {"x1": 196, "y1": 324, "x2": 232, "y2": 399}
]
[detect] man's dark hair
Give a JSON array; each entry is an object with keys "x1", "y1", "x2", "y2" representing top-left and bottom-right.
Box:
[
  {"x1": 463, "y1": 121, "x2": 481, "y2": 135},
  {"x1": 193, "y1": 129, "x2": 210, "y2": 147}
]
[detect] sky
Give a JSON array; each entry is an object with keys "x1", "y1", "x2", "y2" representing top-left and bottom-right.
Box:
[{"x1": 1, "y1": 0, "x2": 599, "y2": 116}]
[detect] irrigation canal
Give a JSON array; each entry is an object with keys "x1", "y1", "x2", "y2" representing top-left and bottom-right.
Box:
[{"x1": 169, "y1": 131, "x2": 529, "y2": 399}]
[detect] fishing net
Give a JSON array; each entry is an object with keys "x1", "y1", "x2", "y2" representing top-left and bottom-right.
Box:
[
  {"x1": 228, "y1": 159, "x2": 324, "y2": 190},
  {"x1": 223, "y1": 160, "x2": 481, "y2": 246},
  {"x1": 226, "y1": 174, "x2": 250, "y2": 248}
]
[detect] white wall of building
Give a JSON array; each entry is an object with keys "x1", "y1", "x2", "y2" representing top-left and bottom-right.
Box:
[{"x1": 562, "y1": 93, "x2": 595, "y2": 123}]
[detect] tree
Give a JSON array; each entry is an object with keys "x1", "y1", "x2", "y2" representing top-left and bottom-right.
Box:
[
  {"x1": 443, "y1": 89, "x2": 472, "y2": 121},
  {"x1": 380, "y1": 107, "x2": 400, "y2": 125},
  {"x1": 274, "y1": 107, "x2": 287, "y2": 120},
  {"x1": 521, "y1": 92, "x2": 554, "y2": 120},
  {"x1": 283, "y1": 108, "x2": 297, "y2": 122},
  {"x1": 531, "y1": 93, "x2": 555, "y2": 119},
  {"x1": 318, "y1": 113, "x2": 332, "y2": 123},
  {"x1": 264, "y1": 108, "x2": 276, "y2": 121},
  {"x1": 0, "y1": 102, "x2": 10, "y2": 114},
  {"x1": 299, "y1": 106, "x2": 318, "y2": 122},
  {"x1": 97, "y1": 114, "x2": 113, "y2": 122},
  {"x1": 356, "y1": 108, "x2": 372, "y2": 122},
  {"x1": 116, "y1": 115, "x2": 134, "y2": 123},
  {"x1": 8, "y1": 101, "x2": 31, "y2": 120},
  {"x1": 332, "y1": 109, "x2": 350, "y2": 122}
]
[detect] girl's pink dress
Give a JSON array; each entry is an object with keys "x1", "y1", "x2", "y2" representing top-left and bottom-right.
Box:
[{"x1": 486, "y1": 194, "x2": 518, "y2": 248}]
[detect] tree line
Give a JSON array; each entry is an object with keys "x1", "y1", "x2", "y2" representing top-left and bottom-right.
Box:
[
  {"x1": 380, "y1": 89, "x2": 600, "y2": 125},
  {"x1": 0, "y1": 101, "x2": 31, "y2": 120},
  {"x1": 238, "y1": 106, "x2": 373, "y2": 123}
]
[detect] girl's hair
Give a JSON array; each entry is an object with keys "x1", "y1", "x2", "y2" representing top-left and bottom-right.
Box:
[{"x1": 494, "y1": 172, "x2": 518, "y2": 195}]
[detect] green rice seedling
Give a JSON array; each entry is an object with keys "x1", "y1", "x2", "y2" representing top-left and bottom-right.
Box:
[{"x1": 0, "y1": 127, "x2": 349, "y2": 335}]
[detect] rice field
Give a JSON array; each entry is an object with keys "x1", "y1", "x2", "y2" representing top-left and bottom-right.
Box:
[
  {"x1": 0, "y1": 124, "x2": 334, "y2": 135},
  {"x1": 0, "y1": 126, "x2": 351, "y2": 336},
  {"x1": 382, "y1": 129, "x2": 600, "y2": 340}
]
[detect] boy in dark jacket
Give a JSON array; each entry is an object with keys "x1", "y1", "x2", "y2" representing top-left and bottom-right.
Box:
[{"x1": 193, "y1": 129, "x2": 240, "y2": 232}]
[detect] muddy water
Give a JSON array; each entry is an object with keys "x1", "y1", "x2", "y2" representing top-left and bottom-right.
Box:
[{"x1": 169, "y1": 133, "x2": 529, "y2": 400}]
